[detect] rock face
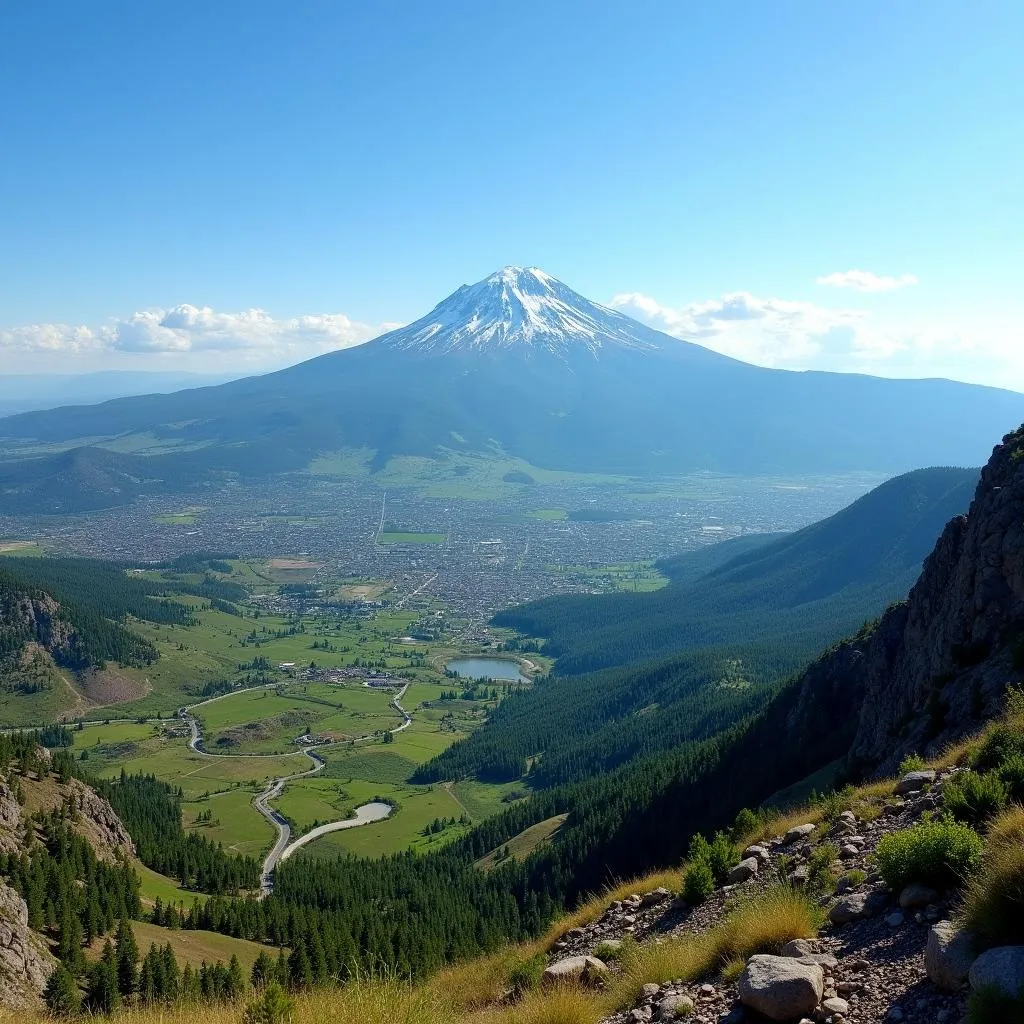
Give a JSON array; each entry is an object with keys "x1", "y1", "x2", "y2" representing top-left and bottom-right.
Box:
[
  {"x1": 925, "y1": 921, "x2": 976, "y2": 991},
  {"x1": 847, "y1": 428, "x2": 1024, "y2": 775},
  {"x1": 738, "y1": 954, "x2": 824, "y2": 1021},
  {"x1": 67, "y1": 779, "x2": 136, "y2": 859},
  {"x1": 759, "y1": 426, "x2": 1024, "y2": 779},
  {"x1": 0, "y1": 882, "x2": 56, "y2": 1008},
  {"x1": 968, "y1": 946, "x2": 1024, "y2": 999}
]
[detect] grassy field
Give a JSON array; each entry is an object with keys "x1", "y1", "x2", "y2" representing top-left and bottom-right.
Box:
[
  {"x1": 184, "y1": 787, "x2": 276, "y2": 857},
  {"x1": 86, "y1": 920, "x2": 278, "y2": 971},
  {"x1": 197, "y1": 683, "x2": 402, "y2": 754},
  {"x1": 378, "y1": 531, "x2": 447, "y2": 544},
  {"x1": 475, "y1": 813, "x2": 568, "y2": 870},
  {"x1": 152, "y1": 510, "x2": 202, "y2": 525},
  {"x1": 548, "y1": 560, "x2": 670, "y2": 592},
  {"x1": 0, "y1": 540, "x2": 44, "y2": 556}
]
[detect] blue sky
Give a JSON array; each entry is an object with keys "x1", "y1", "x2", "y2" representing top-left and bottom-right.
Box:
[{"x1": 1, "y1": 1, "x2": 1021, "y2": 386}]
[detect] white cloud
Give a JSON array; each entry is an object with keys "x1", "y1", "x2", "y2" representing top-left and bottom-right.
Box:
[
  {"x1": 610, "y1": 289, "x2": 1024, "y2": 391},
  {"x1": 816, "y1": 269, "x2": 919, "y2": 292},
  {"x1": 610, "y1": 290, "x2": 868, "y2": 367},
  {"x1": 0, "y1": 305, "x2": 396, "y2": 367}
]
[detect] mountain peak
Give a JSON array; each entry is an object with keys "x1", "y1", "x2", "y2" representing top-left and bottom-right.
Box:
[{"x1": 373, "y1": 266, "x2": 666, "y2": 357}]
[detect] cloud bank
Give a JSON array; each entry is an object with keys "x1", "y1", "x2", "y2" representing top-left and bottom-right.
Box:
[{"x1": 0, "y1": 305, "x2": 396, "y2": 367}]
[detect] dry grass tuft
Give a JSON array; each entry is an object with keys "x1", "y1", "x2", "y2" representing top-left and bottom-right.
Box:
[
  {"x1": 469, "y1": 985, "x2": 604, "y2": 1024},
  {"x1": 961, "y1": 806, "x2": 1024, "y2": 949}
]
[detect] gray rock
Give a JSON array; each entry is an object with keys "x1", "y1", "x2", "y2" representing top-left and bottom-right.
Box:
[
  {"x1": 640, "y1": 887, "x2": 673, "y2": 907},
  {"x1": 829, "y1": 892, "x2": 868, "y2": 924},
  {"x1": 822, "y1": 996, "x2": 850, "y2": 1014},
  {"x1": 657, "y1": 993, "x2": 694, "y2": 1019},
  {"x1": 542, "y1": 955, "x2": 609, "y2": 988},
  {"x1": 779, "y1": 938, "x2": 819, "y2": 958},
  {"x1": 969, "y1": 945, "x2": 1024, "y2": 999},
  {"x1": 641, "y1": 982, "x2": 661, "y2": 998},
  {"x1": 894, "y1": 770, "x2": 936, "y2": 795},
  {"x1": 926, "y1": 921, "x2": 976, "y2": 991},
  {"x1": 728, "y1": 857, "x2": 759, "y2": 884},
  {"x1": 899, "y1": 883, "x2": 940, "y2": 909},
  {"x1": 783, "y1": 823, "x2": 817, "y2": 844},
  {"x1": 743, "y1": 844, "x2": 771, "y2": 863},
  {"x1": 886, "y1": 911, "x2": 905, "y2": 927},
  {"x1": 738, "y1": 954, "x2": 823, "y2": 1021}
]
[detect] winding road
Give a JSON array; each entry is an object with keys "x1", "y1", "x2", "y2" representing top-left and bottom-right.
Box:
[{"x1": 178, "y1": 680, "x2": 413, "y2": 895}]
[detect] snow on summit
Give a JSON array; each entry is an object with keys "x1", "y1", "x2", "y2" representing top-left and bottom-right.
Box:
[{"x1": 376, "y1": 267, "x2": 664, "y2": 356}]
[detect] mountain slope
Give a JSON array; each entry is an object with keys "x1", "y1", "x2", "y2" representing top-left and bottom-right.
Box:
[
  {"x1": 494, "y1": 465, "x2": 979, "y2": 674},
  {"x1": 414, "y1": 467, "x2": 977, "y2": 786},
  {"x1": 0, "y1": 270, "x2": 1020, "y2": 503}
]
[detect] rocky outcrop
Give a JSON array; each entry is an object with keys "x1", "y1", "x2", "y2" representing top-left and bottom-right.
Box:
[
  {"x1": 738, "y1": 955, "x2": 823, "y2": 1020},
  {"x1": 0, "y1": 882, "x2": 56, "y2": 1008},
  {"x1": 67, "y1": 779, "x2": 136, "y2": 860},
  {"x1": 762, "y1": 425, "x2": 1024, "y2": 779}
]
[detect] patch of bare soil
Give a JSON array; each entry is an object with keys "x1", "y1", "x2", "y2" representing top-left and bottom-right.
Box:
[{"x1": 79, "y1": 665, "x2": 151, "y2": 704}]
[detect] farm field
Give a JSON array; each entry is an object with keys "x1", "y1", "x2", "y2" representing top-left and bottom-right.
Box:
[
  {"x1": 196, "y1": 682, "x2": 403, "y2": 754},
  {"x1": 474, "y1": 813, "x2": 568, "y2": 870},
  {"x1": 377, "y1": 531, "x2": 446, "y2": 544}
]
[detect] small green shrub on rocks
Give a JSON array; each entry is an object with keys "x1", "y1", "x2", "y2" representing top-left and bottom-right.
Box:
[
  {"x1": 682, "y1": 860, "x2": 715, "y2": 905},
  {"x1": 962, "y1": 807, "x2": 1024, "y2": 949},
  {"x1": 506, "y1": 952, "x2": 547, "y2": 997},
  {"x1": 899, "y1": 753, "x2": 927, "y2": 774},
  {"x1": 875, "y1": 818, "x2": 983, "y2": 890},
  {"x1": 243, "y1": 983, "x2": 294, "y2": 1024},
  {"x1": 944, "y1": 771, "x2": 1008, "y2": 828}
]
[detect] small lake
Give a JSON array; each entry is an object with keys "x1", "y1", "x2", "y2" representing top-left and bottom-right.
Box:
[{"x1": 446, "y1": 657, "x2": 527, "y2": 682}]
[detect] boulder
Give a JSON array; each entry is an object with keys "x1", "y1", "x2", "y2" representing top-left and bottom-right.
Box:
[
  {"x1": 823, "y1": 997, "x2": 850, "y2": 1015},
  {"x1": 656, "y1": 993, "x2": 694, "y2": 1019},
  {"x1": 894, "y1": 771, "x2": 936, "y2": 796},
  {"x1": 542, "y1": 955, "x2": 609, "y2": 989},
  {"x1": 829, "y1": 892, "x2": 868, "y2": 924},
  {"x1": 743, "y1": 844, "x2": 771, "y2": 863},
  {"x1": 728, "y1": 858, "x2": 759, "y2": 884},
  {"x1": 738, "y1": 954, "x2": 823, "y2": 1021},
  {"x1": 925, "y1": 921, "x2": 976, "y2": 991},
  {"x1": 968, "y1": 946, "x2": 1024, "y2": 999},
  {"x1": 783, "y1": 824, "x2": 817, "y2": 844},
  {"x1": 899, "y1": 883, "x2": 940, "y2": 909},
  {"x1": 640, "y1": 887, "x2": 673, "y2": 907}
]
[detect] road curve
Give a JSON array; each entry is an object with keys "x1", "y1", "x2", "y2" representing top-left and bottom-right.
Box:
[{"x1": 178, "y1": 682, "x2": 413, "y2": 895}]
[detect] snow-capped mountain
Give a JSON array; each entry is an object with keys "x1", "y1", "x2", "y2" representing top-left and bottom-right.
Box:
[
  {"x1": 2, "y1": 267, "x2": 1021, "y2": 498},
  {"x1": 374, "y1": 266, "x2": 666, "y2": 357}
]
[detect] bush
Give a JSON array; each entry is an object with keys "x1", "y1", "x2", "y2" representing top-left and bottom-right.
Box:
[
  {"x1": 875, "y1": 819, "x2": 983, "y2": 890},
  {"x1": 243, "y1": 983, "x2": 294, "y2": 1024},
  {"x1": 682, "y1": 860, "x2": 715, "y2": 905},
  {"x1": 900, "y1": 753, "x2": 927, "y2": 774},
  {"x1": 718, "y1": 887, "x2": 822, "y2": 960},
  {"x1": 997, "y1": 755, "x2": 1024, "y2": 802},
  {"x1": 972, "y1": 724, "x2": 1024, "y2": 775},
  {"x1": 593, "y1": 936, "x2": 634, "y2": 964},
  {"x1": 731, "y1": 807, "x2": 759, "y2": 842},
  {"x1": 944, "y1": 772, "x2": 1008, "y2": 828},
  {"x1": 806, "y1": 842, "x2": 838, "y2": 892},
  {"x1": 707, "y1": 831, "x2": 735, "y2": 883}
]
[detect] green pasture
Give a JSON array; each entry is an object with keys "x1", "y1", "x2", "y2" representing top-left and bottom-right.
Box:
[
  {"x1": 378, "y1": 531, "x2": 447, "y2": 544},
  {"x1": 184, "y1": 787, "x2": 276, "y2": 858}
]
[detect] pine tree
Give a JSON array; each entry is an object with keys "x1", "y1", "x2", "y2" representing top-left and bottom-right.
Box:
[
  {"x1": 44, "y1": 964, "x2": 80, "y2": 1018},
  {"x1": 251, "y1": 949, "x2": 273, "y2": 988},
  {"x1": 115, "y1": 917, "x2": 139, "y2": 996},
  {"x1": 228, "y1": 953, "x2": 246, "y2": 998},
  {"x1": 56, "y1": 906, "x2": 84, "y2": 971},
  {"x1": 85, "y1": 942, "x2": 121, "y2": 1014}
]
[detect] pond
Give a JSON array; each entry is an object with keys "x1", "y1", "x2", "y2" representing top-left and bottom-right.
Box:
[{"x1": 445, "y1": 657, "x2": 527, "y2": 682}]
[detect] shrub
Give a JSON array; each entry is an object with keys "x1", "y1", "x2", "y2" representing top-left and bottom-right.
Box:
[
  {"x1": 243, "y1": 982, "x2": 294, "y2": 1024},
  {"x1": 839, "y1": 869, "x2": 866, "y2": 890},
  {"x1": 899, "y1": 753, "x2": 927, "y2": 774},
  {"x1": 731, "y1": 807, "x2": 759, "y2": 842},
  {"x1": 972, "y1": 724, "x2": 1024, "y2": 775},
  {"x1": 875, "y1": 819, "x2": 983, "y2": 890},
  {"x1": 682, "y1": 860, "x2": 715, "y2": 905},
  {"x1": 997, "y1": 755, "x2": 1024, "y2": 802},
  {"x1": 593, "y1": 937, "x2": 634, "y2": 964},
  {"x1": 707, "y1": 831, "x2": 735, "y2": 883},
  {"x1": 944, "y1": 771, "x2": 1008, "y2": 828},
  {"x1": 505, "y1": 952, "x2": 546, "y2": 998},
  {"x1": 806, "y1": 842, "x2": 838, "y2": 892}
]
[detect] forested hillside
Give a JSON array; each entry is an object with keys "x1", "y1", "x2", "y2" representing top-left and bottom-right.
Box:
[
  {"x1": 416, "y1": 467, "x2": 977, "y2": 786},
  {"x1": 495, "y1": 466, "x2": 978, "y2": 673}
]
